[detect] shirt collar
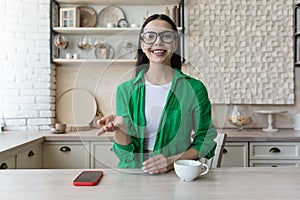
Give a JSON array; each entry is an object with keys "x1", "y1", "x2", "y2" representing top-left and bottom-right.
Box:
[{"x1": 132, "y1": 68, "x2": 189, "y2": 86}]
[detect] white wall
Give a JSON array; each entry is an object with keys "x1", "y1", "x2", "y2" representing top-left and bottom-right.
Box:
[
  {"x1": 0, "y1": 0, "x2": 55, "y2": 130},
  {"x1": 0, "y1": 0, "x2": 299, "y2": 131}
]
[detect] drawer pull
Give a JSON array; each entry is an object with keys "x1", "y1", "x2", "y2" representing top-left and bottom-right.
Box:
[
  {"x1": 271, "y1": 165, "x2": 278, "y2": 167},
  {"x1": 60, "y1": 146, "x2": 71, "y2": 152},
  {"x1": 28, "y1": 150, "x2": 35, "y2": 157},
  {"x1": 0, "y1": 163, "x2": 8, "y2": 169},
  {"x1": 223, "y1": 148, "x2": 228, "y2": 153},
  {"x1": 269, "y1": 147, "x2": 281, "y2": 153}
]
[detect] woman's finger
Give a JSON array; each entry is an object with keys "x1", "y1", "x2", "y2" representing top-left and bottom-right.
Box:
[
  {"x1": 96, "y1": 122, "x2": 114, "y2": 136},
  {"x1": 97, "y1": 115, "x2": 115, "y2": 126},
  {"x1": 96, "y1": 127, "x2": 105, "y2": 136}
]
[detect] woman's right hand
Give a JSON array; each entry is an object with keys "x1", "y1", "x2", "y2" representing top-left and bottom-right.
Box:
[
  {"x1": 95, "y1": 115, "x2": 125, "y2": 136},
  {"x1": 96, "y1": 115, "x2": 131, "y2": 145}
]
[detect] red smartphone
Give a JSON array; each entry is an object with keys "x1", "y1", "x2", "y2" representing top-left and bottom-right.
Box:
[{"x1": 73, "y1": 170, "x2": 104, "y2": 186}]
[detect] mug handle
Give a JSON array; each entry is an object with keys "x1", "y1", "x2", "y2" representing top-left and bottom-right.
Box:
[{"x1": 199, "y1": 163, "x2": 209, "y2": 176}]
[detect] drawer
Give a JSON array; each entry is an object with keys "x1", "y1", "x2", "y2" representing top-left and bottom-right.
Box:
[
  {"x1": 43, "y1": 142, "x2": 90, "y2": 169},
  {"x1": 250, "y1": 160, "x2": 300, "y2": 167},
  {"x1": 250, "y1": 142, "x2": 300, "y2": 159}
]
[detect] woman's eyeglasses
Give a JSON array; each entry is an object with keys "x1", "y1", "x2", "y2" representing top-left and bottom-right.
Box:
[{"x1": 140, "y1": 31, "x2": 178, "y2": 44}]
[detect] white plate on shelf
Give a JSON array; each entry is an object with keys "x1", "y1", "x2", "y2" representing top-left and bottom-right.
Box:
[
  {"x1": 56, "y1": 88, "x2": 97, "y2": 126},
  {"x1": 97, "y1": 6, "x2": 125, "y2": 27}
]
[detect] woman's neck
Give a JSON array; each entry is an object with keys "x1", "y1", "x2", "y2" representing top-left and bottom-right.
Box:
[{"x1": 145, "y1": 63, "x2": 174, "y2": 85}]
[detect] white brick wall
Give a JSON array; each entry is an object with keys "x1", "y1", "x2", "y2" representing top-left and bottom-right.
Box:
[{"x1": 0, "y1": 0, "x2": 55, "y2": 131}]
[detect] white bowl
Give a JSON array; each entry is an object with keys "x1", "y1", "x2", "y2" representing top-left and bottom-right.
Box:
[{"x1": 174, "y1": 160, "x2": 209, "y2": 182}]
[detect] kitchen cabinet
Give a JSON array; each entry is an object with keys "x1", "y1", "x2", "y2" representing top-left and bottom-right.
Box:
[
  {"x1": 50, "y1": 0, "x2": 185, "y2": 65},
  {"x1": 249, "y1": 142, "x2": 300, "y2": 167},
  {"x1": 90, "y1": 142, "x2": 118, "y2": 168},
  {"x1": 221, "y1": 142, "x2": 249, "y2": 167},
  {"x1": 0, "y1": 140, "x2": 43, "y2": 169},
  {"x1": 42, "y1": 141, "x2": 118, "y2": 169},
  {"x1": 42, "y1": 141, "x2": 90, "y2": 169},
  {"x1": 0, "y1": 154, "x2": 16, "y2": 169},
  {"x1": 17, "y1": 143, "x2": 43, "y2": 169},
  {"x1": 221, "y1": 142, "x2": 300, "y2": 168}
]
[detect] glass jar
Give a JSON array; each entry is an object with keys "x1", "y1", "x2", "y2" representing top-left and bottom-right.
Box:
[{"x1": 227, "y1": 105, "x2": 253, "y2": 130}]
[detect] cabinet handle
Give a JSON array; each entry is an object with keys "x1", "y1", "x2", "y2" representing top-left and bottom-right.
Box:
[
  {"x1": 60, "y1": 146, "x2": 71, "y2": 152},
  {"x1": 28, "y1": 150, "x2": 35, "y2": 157},
  {"x1": 223, "y1": 148, "x2": 228, "y2": 153},
  {"x1": 269, "y1": 147, "x2": 281, "y2": 153},
  {"x1": 0, "y1": 162, "x2": 8, "y2": 169},
  {"x1": 271, "y1": 165, "x2": 278, "y2": 167}
]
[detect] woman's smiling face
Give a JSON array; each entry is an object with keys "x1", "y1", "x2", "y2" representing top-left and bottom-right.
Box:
[{"x1": 141, "y1": 19, "x2": 178, "y2": 66}]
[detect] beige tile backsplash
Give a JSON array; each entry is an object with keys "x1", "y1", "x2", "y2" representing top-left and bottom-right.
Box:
[{"x1": 57, "y1": 66, "x2": 299, "y2": 129}]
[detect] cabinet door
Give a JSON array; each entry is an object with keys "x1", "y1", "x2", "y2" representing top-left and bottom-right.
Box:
[
  {"x1": 250, "y1": 142, "x2": 300, "y2": 160},
  {"x1": 17, "y1": 143, "x2": 43, "y2": 169},
  {"x1": 221, "y1": 142, "x2": 248, "y2": 167},
  {"x1": 0, "y1": 155, "x2": 16, "y2": 169},
  {"x1": 91, "y1": 142, "x2": 118, "y2": 169},
  {"x1": 250, "y1": 160, "x2": 300, "y2": 167},
  {"x1": 43, "y1": 142, "x2": 90, "y2": 169}
]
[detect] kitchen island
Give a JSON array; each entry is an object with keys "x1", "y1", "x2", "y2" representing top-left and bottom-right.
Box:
[{"x1": 0, "y1": 167, "x2": 299, "y2": 200}]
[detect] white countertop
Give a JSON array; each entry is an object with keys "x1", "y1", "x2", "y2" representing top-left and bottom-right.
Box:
[
  {"x1": 221, "y1": 128, "x2": 300, "y2": 142},
  {"x1": 0, "y1": 131, "x2": 47, "y2": 154},
  {"x1": 1, "y1": 128, "x2": 300, "y2": 156},
  {"x1": 0, "y1": 167, "x2": 299, "y2": 200},
  {"x1": 0, "y1": 129, "x2": 113, "y2": 156}
]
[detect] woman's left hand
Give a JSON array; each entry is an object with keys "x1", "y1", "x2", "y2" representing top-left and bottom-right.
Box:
[{"x1": 142, "y1": 154, "x2": 173, "y2": 174}]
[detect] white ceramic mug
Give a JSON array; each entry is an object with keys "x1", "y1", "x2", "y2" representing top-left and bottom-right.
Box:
[
  {"x1": 72, "y1": 54, "x2": 79, "y2": 59},
  {"x1": 107, "y1": 23, "x2": 115, "y2": 28},
  {"x1": 131, "y1": 23, "x2": 139, "y2": 28},
  {"x1": 55, "y1": 123, "x2": 66, "y2": 132},
  {"x1": 294, "y1": 114, "x2": 300, "y2": 131},
  {"x1": 174, "y1": 160, "x2": 209, "y2": 182},
  {"x1": 66, "y1": 53, "x2": 72, "y2": 59}
]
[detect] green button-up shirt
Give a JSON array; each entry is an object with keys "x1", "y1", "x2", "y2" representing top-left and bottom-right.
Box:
[{"x1": 112, "y1": 68, "x2": 217, "y2": 169}]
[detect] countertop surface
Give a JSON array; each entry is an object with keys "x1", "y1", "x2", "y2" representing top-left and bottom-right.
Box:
[
  {"x1": 0, "y1": 129, "x2": 113, "y2": 155},
  {"x1": 1, "y1": 128, "x2": 300, "y2": 155},
  {"x1": 0, "y1": 167, "x2": 299, "y2": 200},
  {"x1": 220, "y1": 128, "x2": 300, "y2": 142}
]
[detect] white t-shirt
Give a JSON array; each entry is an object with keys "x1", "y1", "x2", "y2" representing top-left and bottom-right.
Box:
[{"x1": 144, "y1": 78, "x2": 172, "y2": 151}]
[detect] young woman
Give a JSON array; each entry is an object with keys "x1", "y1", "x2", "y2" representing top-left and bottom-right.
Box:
[{"x1": 96, "y1": 14, "x2": 217, "y2": 174}]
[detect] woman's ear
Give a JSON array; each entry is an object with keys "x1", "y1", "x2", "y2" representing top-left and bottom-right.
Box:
[{"x1": 173, "y1": 40, "x2": 179, "y2": 53}]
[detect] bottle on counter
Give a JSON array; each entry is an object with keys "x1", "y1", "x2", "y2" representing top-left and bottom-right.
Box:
[
  {"x1": 172, "y1": 5, "x2": 178, "y2": 26},
  {"x1": 143, "y1": 11, "x2": 149, "y2": 21},
  {"x1": 164, "y1": 7, "x2": 170, "y2": 17}
]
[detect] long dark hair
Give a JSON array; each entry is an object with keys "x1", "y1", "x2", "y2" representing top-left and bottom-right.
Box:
[{"x1": 135, "y1": 14, "x2": 182, "y2": 76}]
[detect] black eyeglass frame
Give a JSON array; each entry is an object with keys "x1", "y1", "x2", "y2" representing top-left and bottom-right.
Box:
[{"x1": 140, "y1": 31, "x2": 179, "y2": 44}]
